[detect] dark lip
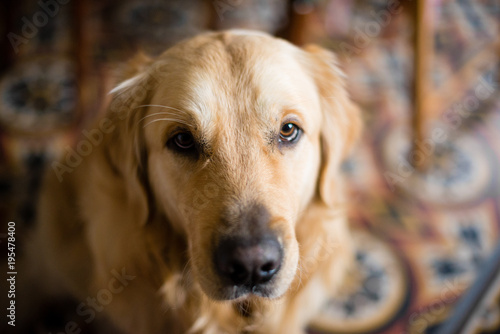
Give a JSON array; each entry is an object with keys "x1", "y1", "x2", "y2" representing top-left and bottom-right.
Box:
[{"x1": 212, "y1": 283, "x2": 274, "y2": 301}]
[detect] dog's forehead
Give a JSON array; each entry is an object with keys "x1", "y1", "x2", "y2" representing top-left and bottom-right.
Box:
[{"x1": 151, "y1": 33, "x2": 320, "y2": 130}]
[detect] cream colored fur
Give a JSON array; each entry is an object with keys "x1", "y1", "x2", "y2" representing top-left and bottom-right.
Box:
[{"x1": 29, "y1": 30, "x2": 361, "y2": 334}]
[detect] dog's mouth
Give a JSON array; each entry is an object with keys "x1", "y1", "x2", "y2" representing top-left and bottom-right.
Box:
[{"x1": 220, "y1": 282, "x2": 277, "y2": 301}]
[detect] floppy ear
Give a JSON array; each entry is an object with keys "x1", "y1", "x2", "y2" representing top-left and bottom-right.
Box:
[
  {"x1": 302, "y1": 44, "x2": 362, "y2": 207},
  {"x1": 103, "y1": 54, "x2": 159, "y2": 226}
]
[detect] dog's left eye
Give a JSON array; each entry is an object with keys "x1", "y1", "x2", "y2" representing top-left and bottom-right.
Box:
[{"x1": 279, "y1": 123, "x2": 301, "y2": 143}]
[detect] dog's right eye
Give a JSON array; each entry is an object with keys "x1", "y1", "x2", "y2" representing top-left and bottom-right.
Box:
[
  {"x1": 173, "y1": 132, "x2": 195, "y2": 149},
  {"x1": 167, "y1": 131, "x2": 197, "y2": 155}
]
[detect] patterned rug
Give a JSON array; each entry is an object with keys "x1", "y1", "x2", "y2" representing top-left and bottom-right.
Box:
[
  {"x1": 310, "y1": 103, "x2": 500, "y2": 333},
  {"x1": 0, "y1": 0, "x2": 499, "y2": 333}
]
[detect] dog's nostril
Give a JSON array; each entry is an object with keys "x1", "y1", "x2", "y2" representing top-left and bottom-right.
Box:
[
  {"x1": 260, "y1": 261, "x2": 278, "y2": 274},
  {"x1": 255, "y1": 259, "x2": 280, "y2": 284},
  {"x1": 228, "y1": 262, "x2": 250, "y2": 284}
]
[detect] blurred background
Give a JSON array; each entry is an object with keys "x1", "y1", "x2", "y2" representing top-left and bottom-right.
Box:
[{"x1": 0, "y1": 0, "x2": 499, "y2": 333}]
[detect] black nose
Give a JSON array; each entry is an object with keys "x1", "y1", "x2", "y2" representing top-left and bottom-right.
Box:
[{"x1": 214, "y1": 236, "x2": 282, "y2": 287}]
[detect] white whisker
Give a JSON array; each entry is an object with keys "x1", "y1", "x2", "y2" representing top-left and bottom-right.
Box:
[
  {"x1": 135, "y1": 104, "x2": 189, "y2": 115},
  {"x1": 138, "y1": 112, "x2": 186, "y2": 123},
  {"x1": 143, "y1": 118, "x2": 193, "y2": 128}
]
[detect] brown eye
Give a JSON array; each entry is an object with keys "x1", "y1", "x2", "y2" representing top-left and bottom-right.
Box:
[
  {"x1": 279, "y1": 123, "x2": 300, "y2": 143},
  {"x1": 167, "y1": 130, "x2": 199, "y2": 158},
  {"x1": 173, "y1": 132, "x2": 195, "y2": 149}
]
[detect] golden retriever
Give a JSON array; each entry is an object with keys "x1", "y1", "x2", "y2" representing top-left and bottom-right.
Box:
[{"x1": 26, "y1": 30, "x2": 361, "y2": 334}]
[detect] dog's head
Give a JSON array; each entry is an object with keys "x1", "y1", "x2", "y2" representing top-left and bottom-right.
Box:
[{"x1": 106, "y1": 31, "x2": 360, "y2": 302}]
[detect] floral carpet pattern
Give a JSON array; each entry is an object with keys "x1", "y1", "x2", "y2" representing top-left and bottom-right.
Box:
[{"x1": 0, "y1": 0, "x2": 499, "y2": 333}]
